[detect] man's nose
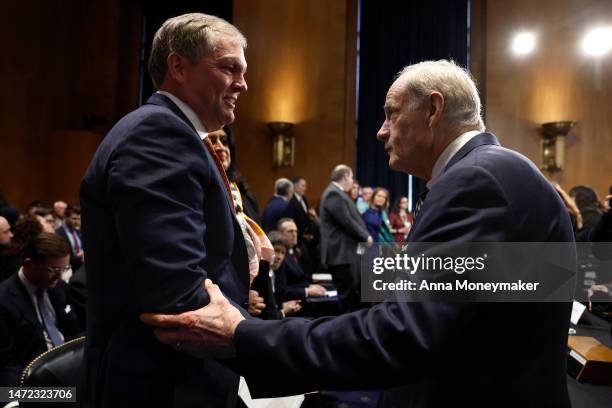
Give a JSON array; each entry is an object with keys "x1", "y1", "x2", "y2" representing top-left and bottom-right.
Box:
[
  {"x1": 376, "y1": 122, "x2": 388, "y2": 140},
  {"x1": 234, "y1": 75, "x2": 247, "y2": 93}
]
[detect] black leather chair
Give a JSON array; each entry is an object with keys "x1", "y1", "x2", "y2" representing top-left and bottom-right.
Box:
[{"x1": 19, "y1": 336, "x2": 85, "y2": 408}]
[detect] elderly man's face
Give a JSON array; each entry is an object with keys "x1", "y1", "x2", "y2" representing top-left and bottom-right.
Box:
[
  {"x1": 279, "y1": 221, "x2": 298, "y2": 247},
  {"x1": 377, "y1": 80, "x2": 431, "y2": 176},
  {"x1": 182, "y1": 38, "x2": 247, "y2": 131}
]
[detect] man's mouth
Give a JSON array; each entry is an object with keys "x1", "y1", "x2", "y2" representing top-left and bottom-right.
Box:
[{"x1": 224, "y1": 96, "x2": 237, "y2": 108}]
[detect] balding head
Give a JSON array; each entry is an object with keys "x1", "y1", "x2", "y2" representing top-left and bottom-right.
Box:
[{"x1": 0, "y1": 216, "x2": 13, "y2": 247}]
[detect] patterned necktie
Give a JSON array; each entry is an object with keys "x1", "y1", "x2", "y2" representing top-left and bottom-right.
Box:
[
  {"x1": 36, "y1": 288, "x2": 63, "y2": 347},
  {"x1": 413, "y1": 187, "x2": 429, "y2": 221}
]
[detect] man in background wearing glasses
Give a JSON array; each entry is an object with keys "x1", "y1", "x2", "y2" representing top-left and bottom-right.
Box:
[{"x1": 0, "y1": 232, "x2": 79, "y2": 386}]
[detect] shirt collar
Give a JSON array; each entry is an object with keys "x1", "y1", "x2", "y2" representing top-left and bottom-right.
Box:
[
  {"x1": 294, "y1": 193, "x2": 303, "y2": 201},
  {"x1": 18, "y1": 267, "x2": 39, "y2": 296},
  {"x1": 157, "y1": 91, "x2": 208, "y2": 141},
  {"x1": 332, "y1": 181, "x2": 345, "y2": 192},
  {"x1": 426, "y1": 130, "x2": 481, "y2": 190}
]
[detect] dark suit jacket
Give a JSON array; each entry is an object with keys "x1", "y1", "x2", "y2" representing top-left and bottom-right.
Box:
[
  {"x1": 80, "y1": 93, "x2": 250, "y2": 407},
  {"x1": 274, "y1": 252, "x2": 309, "y2": 302},
  {"x1": 55, "y1": 225, "x2": 84, "y2": 271},
  {"x1": 233, "y1": 133, "x2": 575, "y2": 408},
  {"x1": 319, "y1": 183, "x2": 370, "y2": 266},
  {"x1": 0, "y1": 273, "x2": 79, "y2": 386},
  {"x1": 262, "y1": 196, "x2": 292, "y2": 232}
]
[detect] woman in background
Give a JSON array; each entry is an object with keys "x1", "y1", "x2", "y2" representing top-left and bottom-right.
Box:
[
  {"x1": 389, "y1": 196, "x2": 413, "y2": 242},
  {"x1": 362, "y1": 187, "x2": 394, "y2": 243},
  {"x1": 570, "y1": 185, "x2": 603, "y2": 241}
]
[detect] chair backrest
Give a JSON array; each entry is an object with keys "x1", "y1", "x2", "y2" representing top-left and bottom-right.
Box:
[{"x1": 19, "y1": 336, "x2": 85, "y2": 408}]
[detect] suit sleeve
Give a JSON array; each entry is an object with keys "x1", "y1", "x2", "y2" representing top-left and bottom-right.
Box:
[
  {"x1": 106, "y1": 114, "x2": 210, "y2": 313},
  {"x1": 324, "y1": 191, "x2": 370, "y2": 241},
  {"x1": 234, "y1": 166, "x2": 510, "y2": 396}
]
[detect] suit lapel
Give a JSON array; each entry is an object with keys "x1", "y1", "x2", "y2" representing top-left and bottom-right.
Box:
[
  {"x1": 9, "y1": 275, "x2": 45, "y2": 341},
  {"x1": 444, "y1": 133, "x2": 500, "y2": 173}
]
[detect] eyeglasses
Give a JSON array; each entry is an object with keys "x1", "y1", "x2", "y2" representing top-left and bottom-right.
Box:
[{"x1": 47, "y1": 265, "x2": 72, "y2": 274}]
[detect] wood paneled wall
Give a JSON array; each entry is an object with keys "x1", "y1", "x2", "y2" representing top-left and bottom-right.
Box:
[
  {"x1": 232, "y1": 0, "x2": 357, "y2": 209},
  {"x1": 472, "y1": 0, "x2": 612, "y2": 197},
  {"x1": 0, "y1": 0, "x2": 141, "y2": 211}
]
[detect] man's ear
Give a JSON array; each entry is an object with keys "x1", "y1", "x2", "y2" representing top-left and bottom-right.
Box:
[
  {"x1": 22, "y1": 258, "x2": 32, "y2": 273},
  {"x1": 166, "y1": 52, "x2": 189, "y2": 84},
  {"x1": 427, "y1": 91, "x2": 445, "y2": 128}
]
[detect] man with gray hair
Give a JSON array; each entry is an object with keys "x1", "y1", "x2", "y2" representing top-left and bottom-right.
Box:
[
  {"x1": 142, "y1": 60, "x2": 574, "y2": 407},
  {"x1": 262, "y1": 178, "x2": 294, "y2": 232},
  {"x1": 81, "y1": 13, "x2": 250, "y2": 407}
]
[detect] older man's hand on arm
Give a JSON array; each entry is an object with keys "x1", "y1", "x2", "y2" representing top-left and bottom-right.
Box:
[{"x1": 140, "y1": 279, "x2": 244, "y2": 359}]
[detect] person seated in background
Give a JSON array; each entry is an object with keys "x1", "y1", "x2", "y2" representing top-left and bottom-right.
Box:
[
  {"x1": 570, "y1": 185, "x2": 604, "y2": 241},
  {"x1": 275, "y1": 218, "x2": 326, "y2": 302},
  {"x1": 252, "y1": 231, "x2": 302, "y2": 319},
  {"x1": 55, "y1": 205, "x2": 84, "y2": 271},
  {"x1": 0, "y1": 216, "x2": 44, "y2": 282},
  {"x1": 0, "y1": 190, "x2": 19, "y2": 228},
  {"x1": 553, "y1": 183, "x2": 583, "y2": 231},
  {"x1": 0, "y1": 232, "x2": 79, "y2": 386},
  {"x1": 356, "y1": 186, "x2": 373, "y2": 214},
  {"x1": 0, "y1": 216, "x2": 14, "y2": 282},
  {"x1": 389, "y1": 196, "x2": 413, "y2": 242},
  {"x1": 33, "y1": 207, "x2": 56, "y2": 233},
  {"x1": 362, "y1": 187, "x2": 394, "y2": 243},
  {"x1": 262, "y1": 178, "x2": 294, "y2": 232},
  {"x1": 587, "y1": 190, "x2": 612, "y2": 312}
]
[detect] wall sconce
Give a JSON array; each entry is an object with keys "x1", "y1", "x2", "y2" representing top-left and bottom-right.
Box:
[
  {"x1": 540, "y1": 121, "x2": 575, "y2": 172},
  {"x1": 267, "y1": 122, "x2": 295, "y2": 167}
]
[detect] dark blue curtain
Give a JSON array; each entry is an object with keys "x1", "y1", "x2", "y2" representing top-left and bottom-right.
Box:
[{"x1": 356, "y1": 0, "x2": 469, "y2": 206}]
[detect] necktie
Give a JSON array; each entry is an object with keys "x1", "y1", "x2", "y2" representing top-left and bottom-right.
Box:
[
  {"x1": 413, "y1": 187, "x2": 429, "y2": 221},
  {"x1": 35, "y1": 288, "x2": 63, "y2": 347},
  {"x1": 71, "y1": 230, "x2": 81, "y2": 253}
]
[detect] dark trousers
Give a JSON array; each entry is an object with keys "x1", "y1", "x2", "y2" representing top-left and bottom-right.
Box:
[{"x1": 327, "y1": 264, "x2": 359, "y2": 313}]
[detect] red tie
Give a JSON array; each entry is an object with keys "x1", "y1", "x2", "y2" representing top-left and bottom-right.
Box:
[{"x1": 71, "y1": 230, "x2": 81, "y2": 253}]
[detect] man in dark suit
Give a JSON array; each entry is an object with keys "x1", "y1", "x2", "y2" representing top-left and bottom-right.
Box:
[
  {"x1": 274, "y1": 218, "x2": 326, "y2": 302},
  {"x1": 0, "y1": 232, "x2": 79, "y2": 386},
  {"x1": 289, "y1": 176, "x2": 320, "y2": 275},
  {"x1": 142, "y1": 60, "x2": 575, "y2": 407},
  {"x1": 55, "y1": 205, "x2": 84, "y2": 272},
  {"x1": 80, "y1": 13, "x2": 249, "y2": 408},
  {"x1": 262, "y1": 178, "x2": 294, "y2": 232},
  {"x1": 319, "y1": 165, "x2": 371, "y2": 311}
]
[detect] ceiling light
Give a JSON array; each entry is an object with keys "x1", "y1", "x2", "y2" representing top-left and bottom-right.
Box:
[
  {"x1": 512, "y1": 32, "x2": 536, "y2": 55},
  {"x1": 582, "y1": 27, "x2": 612, "y2": 56}
]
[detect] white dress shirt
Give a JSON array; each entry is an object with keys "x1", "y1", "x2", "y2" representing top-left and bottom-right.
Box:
[{"x1": 426, "y1": 130, "x2": 481, "y2": 190}]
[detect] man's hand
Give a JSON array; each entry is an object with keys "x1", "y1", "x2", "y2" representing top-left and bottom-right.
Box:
[
  {"x1": 282, "y1": 300, "x2": 302, "y2": 316},
  {"x1": 588, "y1": 284, "x2": 611, "y2": 311},
  {"x1": 307, "y1": 284, "x2": 327, "y2": 297},
  {"x1": 140, "y1": 279, "x2": 245, "y2": 358},
  {"x1": 248, "y1": 290, "x2": 265, "y2": 316}
]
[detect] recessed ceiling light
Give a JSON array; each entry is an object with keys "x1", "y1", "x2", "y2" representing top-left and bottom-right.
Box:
[
  {"x1": 512, "y1": 32, "x2": 536, "y2": 56},
  {"x1": 582, "y1": 27, "x2": 612, "y2": 56}
]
